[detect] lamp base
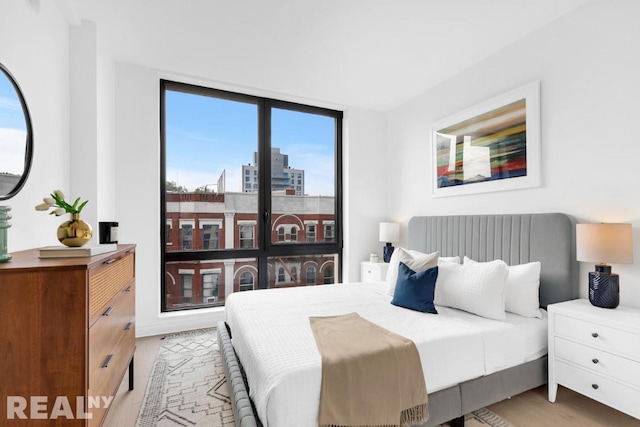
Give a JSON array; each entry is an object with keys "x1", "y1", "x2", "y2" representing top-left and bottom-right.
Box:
[
  {"x1": 383, "y1": 243, "x2": 395, "y2": 263},
  {"x1": 589, "y1": 271, "x2": 619, "y2": 309}
]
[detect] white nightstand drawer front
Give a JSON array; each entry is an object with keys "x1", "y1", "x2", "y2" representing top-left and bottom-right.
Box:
[
  {"x1": 555, "y1": 360, "x2": 640, "y2": 419},
  {"x1": 554, "y1": 337, "x2": 640, "y2": 386},
  {"x1": 554, "y1": 314, "x2": 640, "y2": 359},
  {"x1": 361, "y1": 266, "x2": 379, "y2": 282},
  {"x1": 360, "y1": 262, "x2": 389, "y2": 283}
]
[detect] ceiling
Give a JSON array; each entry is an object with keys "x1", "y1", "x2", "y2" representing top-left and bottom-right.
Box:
[{"x1": 67, "y1": 0, "x2": 589, "y2": 111}]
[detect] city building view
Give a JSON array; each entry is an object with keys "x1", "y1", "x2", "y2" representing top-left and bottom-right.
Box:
[
  {"x1": 164, "y1": 147, "x2": 336, "y2": 310},
  {"x1": 242, "y1": 147, "x2": 305, "y2": 196}
]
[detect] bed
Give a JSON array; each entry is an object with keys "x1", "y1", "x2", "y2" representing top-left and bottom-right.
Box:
[{"x1": 218, "y1": 213, "x2": 579, "y2": 427}]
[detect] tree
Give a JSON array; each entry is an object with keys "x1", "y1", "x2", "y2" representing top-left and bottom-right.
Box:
[{"x1": 166, "y1": 180, "x2": 189, "y2": 192}]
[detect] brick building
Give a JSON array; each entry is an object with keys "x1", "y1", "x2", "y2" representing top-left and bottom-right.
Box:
[{"x1": 165, "y1": 190, "x2": 335, "y2": 309}]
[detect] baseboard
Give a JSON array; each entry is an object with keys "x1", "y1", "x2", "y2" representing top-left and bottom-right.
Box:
[{"x1": 136, "y1": 307, "x2": 226, "y2": 337}]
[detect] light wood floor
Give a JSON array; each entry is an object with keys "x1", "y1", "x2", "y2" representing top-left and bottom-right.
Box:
[{"x1": 104, "y1": 334, "x2": 640, "y2": 427}]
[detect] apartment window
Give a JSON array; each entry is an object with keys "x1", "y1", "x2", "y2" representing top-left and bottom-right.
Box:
[
  {"x1": 323, "y1": 266, "x2": 334, "y2": 284},
  {"x1": 165, "y1": 220, "x2": 172, "y2": 245},
  {"x1": 307, "y1": 224, "x2": 316, "y2": 243},
  {"x1": 277, "y1": 267, "x2": 285, "y2": 283},
  {"x1": 306, "y1": 267, "x2": 316, "y2": 285},
  {"x1": 324, "y1": 223, "x2": 335, "y2": 242},
  {"x1": 202, "y1": 272, "x2": 219, "y2": 303},
  {"x1": 181, "y1": 222, "x2": 193, "y2": 250},
  {"x1": 278, "y1": 227, "x2": 285, "y2": 242},
  {"x1": 239, "y1": 224, "x2": 254, "y2": 248},
  {"x1": 161, "y1": 80, "x2": 342, "y2": 312},
  {"x1": 201, "y1": 223, "x2": 220, "y2": 250},
  {"x1": 180, "y1": 273, "x2": 193, "y2": 304},
  {"x1": 239, "y1": 272, "x2": 254, "y2": 292}
]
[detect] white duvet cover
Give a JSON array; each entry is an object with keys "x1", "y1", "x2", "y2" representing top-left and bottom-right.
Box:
[{"x1": 225, "y1": 281, "x2": 547, "y2": 427}]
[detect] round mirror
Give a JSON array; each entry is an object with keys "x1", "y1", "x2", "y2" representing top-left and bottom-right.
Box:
[{"x1": 0, "y1": 62, "x2": 33, "y2": 200}]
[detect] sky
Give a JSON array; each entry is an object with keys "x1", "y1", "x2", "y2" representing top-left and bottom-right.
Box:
[
  {"x1": 165, "y1": 90, "x2": 336, "y2": 196},
  {"x1": 0, "y1": 72, "x2": 27, "y2": 175}
]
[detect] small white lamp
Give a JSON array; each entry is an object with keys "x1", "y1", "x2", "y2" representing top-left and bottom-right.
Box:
[
  {"x1": 576, "y1": 223, "x2": 633, "y2": 309},
  {"x1": 379, "y1": 222, "x2": 400, "y2": 263}
]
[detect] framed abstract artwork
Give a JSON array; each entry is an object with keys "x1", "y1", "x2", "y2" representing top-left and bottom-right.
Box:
[{"x1": 431, "y1": 81, "x2": 540, "y2": 198}]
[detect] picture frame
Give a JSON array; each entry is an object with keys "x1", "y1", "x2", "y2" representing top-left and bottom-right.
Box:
[{"x1": 431, "y1": 80, "x2": 540, "y2": 198}]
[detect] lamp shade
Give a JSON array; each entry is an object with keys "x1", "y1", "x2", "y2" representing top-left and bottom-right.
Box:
[
  {"x1": 576, "y1": 223, "x2": 633, "y2": 264},
  {"x1": 379, "y1": 222, "x2": 400, "y2": 243}
]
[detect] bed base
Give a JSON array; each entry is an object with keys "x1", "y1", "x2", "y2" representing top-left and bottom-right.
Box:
[{"x1": 218, "y1": 320, "x2": 546, "y2": 427}]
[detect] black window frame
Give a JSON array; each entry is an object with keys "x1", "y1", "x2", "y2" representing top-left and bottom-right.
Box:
[{"x1": 160, "y1": 79, "x2": 343, "y2": 312}]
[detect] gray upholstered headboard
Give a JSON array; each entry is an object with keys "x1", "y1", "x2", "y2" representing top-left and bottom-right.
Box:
[{"x1": 407, "y1": 213, "x2": 579, "y2": 308}]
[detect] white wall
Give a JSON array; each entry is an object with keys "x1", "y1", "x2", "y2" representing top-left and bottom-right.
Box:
[
  {"x1": 385, "y1": 0, "x2": 640, "y2": 308},
  {"x1": 69, "y1": 21, "x2": 98, "y2": 229},
  {"x1": 0, "y1": 1, "x2": 71, "y2": 250},
  {"x1": 342, "y1": 108, "x2": 388, "y2": 282}
]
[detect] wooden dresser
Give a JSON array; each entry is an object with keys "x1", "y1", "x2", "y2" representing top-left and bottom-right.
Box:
[{"x1": 0, "y1": 244, "x2": 136, "y2": 426}]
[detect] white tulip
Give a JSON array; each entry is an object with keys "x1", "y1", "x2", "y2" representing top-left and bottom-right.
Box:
[
  {"x1": 43, "y1": 197, "x2": 55, "y2": 204},
  {"x1": 53, "y1": 208, "x2": 65, "y2": 216},
  {"x1": 53, "y1": 189, "x2": 65, "y2": 200},
  {"x1": 35, "y1": 203, "x2": 50, "y2": 211}
]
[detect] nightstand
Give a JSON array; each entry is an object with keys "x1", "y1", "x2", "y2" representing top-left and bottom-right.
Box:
[
  {"x1": 360, "y1": 261, "x2": 390, "y2": 283},
  {"x1": 548, "y1": 299, "x2": 640, "y2": 419}
]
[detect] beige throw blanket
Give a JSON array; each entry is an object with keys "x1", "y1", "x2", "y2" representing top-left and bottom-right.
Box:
[{"x1": 309, "y1": 313, "x2": 429, "y2": 427}]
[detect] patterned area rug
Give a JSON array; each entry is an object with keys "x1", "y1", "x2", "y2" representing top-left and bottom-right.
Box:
[
  {"x1": 136, "y1": 328, "x2": 513, "y2": 427},
  {"x1": 136, "y1": 328, "x2": 234, "y2": 427}
]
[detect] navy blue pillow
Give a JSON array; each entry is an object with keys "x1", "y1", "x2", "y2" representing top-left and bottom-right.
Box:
[{"x1": 391, "y1": 262, "x2": 438, "y2": 314}]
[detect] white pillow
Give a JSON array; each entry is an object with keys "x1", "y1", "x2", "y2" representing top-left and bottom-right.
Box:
[
  {"x1": 464, "y1": 257, "x2": 542, "y2": 319},
  {"x1": 386, "y1": 248, "x2": 439, "y2": 296},
  {"x1": 434, "y1": 259, "x2": 509, "y2": 321},
  {"x1": 439, "y1": 256, "x2": 461, "y2": 264}
]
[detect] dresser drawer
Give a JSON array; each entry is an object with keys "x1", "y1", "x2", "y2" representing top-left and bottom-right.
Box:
[
  {"x1": 88, "y1": 324, "x2": 135, "y2": 427},
  {"x1": 555, "y1": 360, "x2": 640, "y2": 419},
  {"x1": 89, "y1": 251, "x2": 135, "y2": 326},
  {"x1": 554, "y1": 313, "x2": 640, "y2": 359},
  {"x1": 89, "y1": 282, "x2": 135, "y2": 391},
  {"x1": 554, "y1": 337, "x2": 640, "y2": 386}
]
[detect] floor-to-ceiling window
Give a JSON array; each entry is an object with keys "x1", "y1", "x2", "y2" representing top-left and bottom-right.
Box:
[{"x1": 160, "y1": 80, "x2": 343, "y2": 311}]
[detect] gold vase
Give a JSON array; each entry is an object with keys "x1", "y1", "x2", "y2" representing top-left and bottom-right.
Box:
[{"x1": 58, "y1": 213, "x2": 93, "y2": 247}]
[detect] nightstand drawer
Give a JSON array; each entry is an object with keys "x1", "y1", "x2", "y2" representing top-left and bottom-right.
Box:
[
  {"x1": 361, "y1": 262, "x2": 389, "y2": 283},
  {"x1": 554, "y1": 313, "x2": 640, "y2": 359},
  {"x1": 555, "y1": 360, "x2": 640, "y2": 419},
  {"x1": 361, "y1": 266, "x2": 379, "y2": 282},
  {"x1": 554, "y1": 337, "x2": 640, "y2": 386}
]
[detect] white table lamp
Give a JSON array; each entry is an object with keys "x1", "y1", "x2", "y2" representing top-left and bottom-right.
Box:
[{"x1": 379, "y1": 222, "x2": 400, "y2": 263}]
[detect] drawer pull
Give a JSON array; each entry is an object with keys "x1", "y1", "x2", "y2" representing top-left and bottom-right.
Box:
[
  {"x1": 592, "y1": 358, "x2": 599, "y2": 364},
  {"x1": 103, "y1": 306, "x2": 114, "y2": 316},
  {"x1": 591, "y1": 332, "x2": 599, "y2": 338},
  {"x1": 102, "y1": 354, "x2": 113, "y2": 368},
  {"x1": 125, "y1": 322, "x2": 133, "y2": 331},
  {"x1": 103, "y1": 258, "x2": 116, "y2": 265},
  {"x1": 592, "y1": 384, "x2": 599, "y2": 390},
  {"x1": 125, "y1": 286, "x2": 132, "y2": 292}
]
